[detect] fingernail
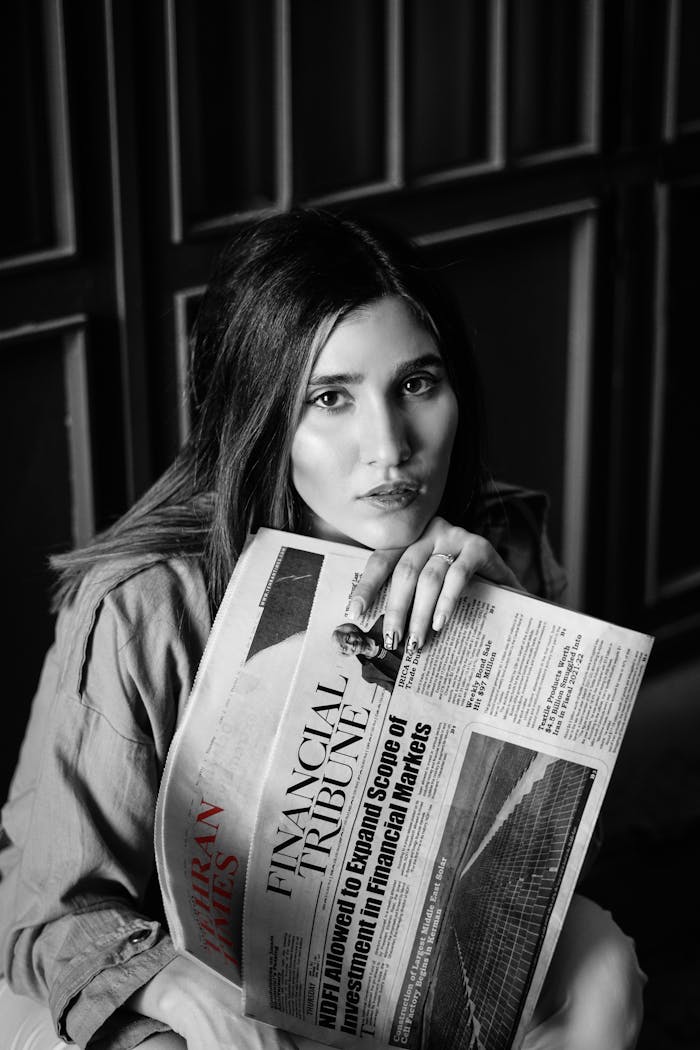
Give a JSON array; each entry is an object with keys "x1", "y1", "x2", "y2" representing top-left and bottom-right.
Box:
[
  {"x1": 348, "y1": 596, "x2": 365, "y2": 620},
  {"x1": 384, "y1": 630, "x2": 396, "y2": 650},
  {"x1": 406, "y1": 634, "x2": 419, "y2": 656},
  {"x1": 432, "y1": 612, "x2": 445, "y2": 632}
]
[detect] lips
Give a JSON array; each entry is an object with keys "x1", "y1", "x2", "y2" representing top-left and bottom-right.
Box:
[
  {"x1": 358, "y1": 481, "x2": 421, "y2": 510},
  {"x1": 360, "y1": 481, "x2": 420, "y2": 499}
]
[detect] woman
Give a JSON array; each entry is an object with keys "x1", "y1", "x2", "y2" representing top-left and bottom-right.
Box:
[{"x1": 0, "y1": 209, "x2": 643, "y2": 1049}]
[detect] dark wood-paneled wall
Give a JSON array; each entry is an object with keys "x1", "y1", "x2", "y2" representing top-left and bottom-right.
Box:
[{"x1": 2, "y1": 0, "x2": 699, "y2": 794}]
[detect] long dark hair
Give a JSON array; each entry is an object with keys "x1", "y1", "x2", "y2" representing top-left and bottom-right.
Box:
[{"x1": 52, "y1": 208, "x2": 488, "y2": 611}]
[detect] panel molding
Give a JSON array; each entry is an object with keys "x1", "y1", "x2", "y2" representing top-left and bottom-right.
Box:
[
  {"x1": 276, "y1": 0, "x2": 293, "y2": 211},
  {"x1": 506, "y1": 0, "x2": 601, "y2": 164},
  {"x1": 386, "y1": 0, "x2": 403, "y2": 188},
  {"x1": 0, "y1": 314, "x2": 86, "y2": 345},
  {"x1": 159, "y1": 0, "x2": 604, "y2": 223},
  {"x1": 402, "y1": 0, "x2": 505, "y2": 189},
  {"x1": 646, "y1": 183, "x2": 668, "y2": 604},
  {"x1": 406, "y1": 0, "x2": 602, "y2": 188},
  {"x1": 173, "y1": 285, "x2": 205, "y2": 443},
  {"x1": 414, "y1": 198, "x2": 598, "y2": 246},
  {"x1": 662, "y1": 0, "x2": 680, "y2": 140},
  {"x1": 105, "y1": 0, "x2": 152, "y2": 502},
  {"x1": 46, "y1": 0, "x2": 75, "y2": 251},
  {"x1": 165, "y1": 0, "x2": 294, "y2": 239},
  {"x1": 491, "y1": 0, "x2": 507, "y2": 168},
  {"x1": 663, "y1": 0, "x2": 700, "y2": 141},
  {"x1": 164, "y1": 0, "x2": 183, "y2": 242},
  {"x1": 582, "y1": 0, "x2": 602, "y2": 150},
  {"x1": 64, "y1": 326, "x2": 95, "y2": 544},
  {"x1": 0, "y1": 314, "x2": 94, "y2": 545},
  {"x1": 562, "y1": 212, "x2": 596, "y2": 609},
  {"x1": 0, "y1": 0, "x2": 76, "y2": 272},
  {"x1": 305, "y1": 0, "x2": 401, "y2": 206}
]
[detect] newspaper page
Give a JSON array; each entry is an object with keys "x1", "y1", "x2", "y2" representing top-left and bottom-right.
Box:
[
  {"x1": 241, "y1": 532, "x2": 653, "y2": 1050},
  {"x1": 155, "y1": 529, "x2": 361, "y2": 985}
]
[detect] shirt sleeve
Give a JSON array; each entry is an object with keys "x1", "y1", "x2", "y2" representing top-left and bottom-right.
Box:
[
  {"x1": 478, "y1": 482, "x2": 568, "y2": 602},
  {"x1": 2, "y1": 560, "x2": 210, "y2": 1048}
]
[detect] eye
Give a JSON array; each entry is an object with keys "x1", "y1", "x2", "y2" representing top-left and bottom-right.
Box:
[
  {"x1": 401, "y1": 373, "x2": 437, "y2": 396},
  {"x1": 307, "y1": 389, "x2": 350, "y2": 411}
]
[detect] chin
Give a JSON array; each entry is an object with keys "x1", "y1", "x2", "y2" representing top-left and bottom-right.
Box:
[
  {"x1": 308, "y1": 503, "x2": 437, "y2": 550},
  {"x1": 347, "y1": 512, "x2": 432, "y2": 551}
]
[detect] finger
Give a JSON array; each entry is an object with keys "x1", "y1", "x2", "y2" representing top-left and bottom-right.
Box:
[
  {"x1": 347, "y1": 547, "x2": 404, "y2": 621},
  {"x1": 404, "y1": 553, "x2": 457, "y2": 651},
  {"x1": 430, "y1": 539, "x2": 523, "y2": 635},
  {"x1": 380, "y1": 539, "x2": 436, "y2": 647},
  {"x1": 419, "y1": 520, "x2": 522, "y2": 590}
]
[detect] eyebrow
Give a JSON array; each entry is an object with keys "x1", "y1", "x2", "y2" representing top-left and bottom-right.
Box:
[{"x1": 307, "y1": 352, "x2": 445, "y2": 387}]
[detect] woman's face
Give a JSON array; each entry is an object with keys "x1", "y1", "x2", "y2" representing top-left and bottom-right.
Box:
[{"x1": 291, "y1": 296, "x2": 458, "y2": 549}]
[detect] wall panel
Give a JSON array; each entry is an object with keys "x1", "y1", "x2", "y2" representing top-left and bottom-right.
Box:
[
  {"x1": 647, "y1": 179, "x2": 700, "y2": 603},
  {"x1": 292, "y1": 0, "x2": 387, "y2": 199},
  {"x1": 676, "y1": 0, "x2": 700, "y2": 130},
  {"x1": 506, "y1": 0, "x2": 599, "y2": 159},
  {"x1": 0, "y1": 0, "x2": 75, "y2": 268},
  {"x1": 1, "y1": 318, "x2": 92, "y2": 795},
  {"x1": 167, "y1": 0, "x2": 278, "y2": 237},
  {"x1": 417, "y1": 206, "x2": 596, "y2": 606},
  {"x1": 666, "y1": 0, "x2": 700, "y2": 137},
  {"x1": 404, "y1": 0, "x2": 491, "y2": 178}
]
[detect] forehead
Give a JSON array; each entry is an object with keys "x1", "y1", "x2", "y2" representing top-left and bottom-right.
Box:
[{"x1": 310, "y1": 296, "x2": 439, "y2": 379}]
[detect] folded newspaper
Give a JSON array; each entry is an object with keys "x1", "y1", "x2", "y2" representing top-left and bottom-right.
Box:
[{"x1": 155, "y1": 528, "x2": 653, "y2": 1050}]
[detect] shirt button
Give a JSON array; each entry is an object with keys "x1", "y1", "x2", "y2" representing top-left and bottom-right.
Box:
[{"x1": 128, "y1": 929, "x2": 150, "y2": 944}]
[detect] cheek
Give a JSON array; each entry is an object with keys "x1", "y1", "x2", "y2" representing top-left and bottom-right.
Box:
[
  {"x1": 440, "y1": 415, "x2": 458, "y2": 463},
  {"x1": 445, "y1": 392, "x2": 459, "y2": 449},
  {"x1": 428, "y1": 394, "x2": 459, "y2": 477},
  {"x1": 290, "y1": 424, "x2": 343, "y2": 502}
]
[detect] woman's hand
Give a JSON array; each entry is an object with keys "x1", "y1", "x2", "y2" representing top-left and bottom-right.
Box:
[
  {"x1": 348, "y1": 516, "x2": 522, "y2": 652},
  {"x1": 127, "y1": 955, "x2": 297, "y2": 1050}
]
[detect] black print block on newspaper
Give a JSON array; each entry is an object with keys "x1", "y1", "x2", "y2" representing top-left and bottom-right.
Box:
[{"x1": 246, "y1": 547, "x2": 323, "y2": 661}]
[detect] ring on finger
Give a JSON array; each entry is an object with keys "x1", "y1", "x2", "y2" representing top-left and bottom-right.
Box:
[{"x1": 430, "y1": 552, "x2": 456, "y2": 566}]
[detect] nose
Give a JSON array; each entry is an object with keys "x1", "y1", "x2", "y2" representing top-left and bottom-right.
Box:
[{"x1": 359, "y1": 398, "x2": 411, "y2": 467}]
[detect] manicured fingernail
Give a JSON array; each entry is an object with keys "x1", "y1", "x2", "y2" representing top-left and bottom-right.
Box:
[
  {"x1": 432, "y1": 612, "x2": 445, "y2": 632},
  {"x1": 384, "y1": 630, "x2": 396, "y2": 650},
  {"x1": 348, "y1": 596, "x2": 365, "y2": 619},
  {"x1": 406, "y1": 634, "x2": 419, "y2": 656}
]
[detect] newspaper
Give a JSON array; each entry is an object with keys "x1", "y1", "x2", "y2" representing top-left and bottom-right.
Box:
[{"x1": 155, "y1": 528, "x2": 653, "y2": 1050}]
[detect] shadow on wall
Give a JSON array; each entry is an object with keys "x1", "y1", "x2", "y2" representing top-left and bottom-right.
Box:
[{"x1": 580, "y1": 656, "x2": 700, "y2": 1050}]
